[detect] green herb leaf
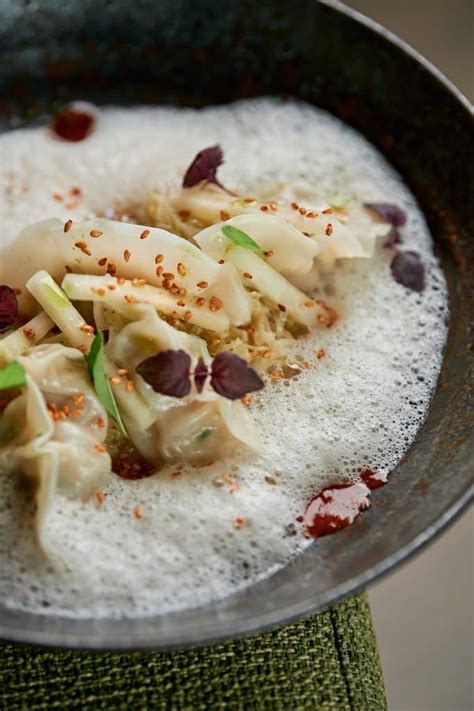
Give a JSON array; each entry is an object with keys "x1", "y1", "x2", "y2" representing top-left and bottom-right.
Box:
[
  {"x1": 222, "y1": 225, "x2": 264, "y2": 254},
  {"x1": 0, "y1": 360, "x2": 27, "y2": 390},
  {"x1": 86, "y1": 332, "x2": 127, "y2": 436},
  {"x1": 193, "y1": 427, "x2": 214, "y2": 442}
]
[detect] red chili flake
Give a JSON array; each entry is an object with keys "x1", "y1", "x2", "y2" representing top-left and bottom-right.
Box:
[
  {"x1": 0, "y1": 285, "x2": 18, "y2": 332},
  {"x1": 51, "y1": 106, "x2": 95, "y2": 142}
]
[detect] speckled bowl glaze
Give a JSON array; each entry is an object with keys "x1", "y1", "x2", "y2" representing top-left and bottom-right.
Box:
[{"x1": 0, "y1": 0, "x2": 472, "y2": 649}]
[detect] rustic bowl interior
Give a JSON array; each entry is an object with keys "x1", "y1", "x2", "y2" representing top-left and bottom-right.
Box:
[{"x1": 0, "y1": 0, "x2": 472, "y2": 649}]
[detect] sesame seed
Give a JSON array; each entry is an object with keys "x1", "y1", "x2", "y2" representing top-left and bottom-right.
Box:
[
  {"x1": 156, "y1": 266, "x2": 164, "y2": 277},
  {"x1": 177, "y1": 262, "x2": 187, "y2": 276},
  {"x1": 220, "y1": 210, "x2": 230, "y2": 220},
  {"x1": 197, "y1": 280, "x2": 209, "y2": 289},
  {"x1": 98, "y1": 257, "x2": 107, "y2": 267},
  {"x1": 260, "y1": 205, "x2": 269, "y2": 212},
  {"x1": 80, "y1": 324, "x2": 95, "y2": 334},
  {"x1": 90, "y1": 229, "x2": 103, "y2": 238},
  {"x1": 123, "y1": 249, "x2": 131, "y2": 262},
  {"x1": 209, "y1": 296, "x2": 223, "y2": 312},
  {"x1": 74, "y1": 241, "x2": 91, "y2": 256},
  {"x1": 95, "y1": 443, "x2": 107, "y2": 453},
  {"x1": 97, "y1": 417, "x2": 106, "y2": 428},
  {"x1": 196, "y1": 297, "x2": 205, "y2": 306},
  {"x1": 95, "y1": 490, "x2": 105, "y2": 504},
  {"x1": 218, "y1": 259, "x2": 225, "y2": 264},
  {"x1": 278, "y1": 304, "x2": 287, "y2": 312},
  {"x1": 133, "y1": 506, "x2": 143, "y2": 519},
  {"x1": 325, "y1": 223, "x2": 333, "y2": 236},
  {"x1": 155, "y1": 254, "x2": 164, "y2": 264},
  {"x1": 140, "y1": 229, "x2": 150, "y2": 239},
  {"x1": 64, "y1": 219, "x2": 73, "y2": 232},
  {"x1": 110, "y1": 376, "x2": 122, "y2": 385},
  {"x1": 124, "y1": 295, "x2": 136, "y2": 303},
  {"x1": 323, "y1": 208, "x2": 334, "y2": 215},
  {"x1": 243, "y1": 272, "x2": 253, "y2": 279},
  {"x1": 183, "y1": 311, "x2": 192, "y2": 321}
]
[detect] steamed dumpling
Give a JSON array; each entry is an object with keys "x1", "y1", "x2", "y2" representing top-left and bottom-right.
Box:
[
  {"x1": 106, "y1": 303, "x2": 262, "y2": 462},
  {"x1": 0, "y1": 218, "x2": 252, "y2": 326},
  {"x1": 0, "y1": 345, "x2": 110, "y2": 545}
]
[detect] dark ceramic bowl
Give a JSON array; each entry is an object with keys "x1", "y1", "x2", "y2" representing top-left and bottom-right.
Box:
[{"x1": 0, "y1": 0, "x2": 472, "y2": 649}]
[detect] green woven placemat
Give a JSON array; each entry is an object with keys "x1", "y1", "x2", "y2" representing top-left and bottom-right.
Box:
[{"x1": 0, "y1": 593, "x2": 386, "y2": 710}]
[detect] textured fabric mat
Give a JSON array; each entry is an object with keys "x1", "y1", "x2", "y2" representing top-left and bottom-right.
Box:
[{"x1": 0, "y1": 593, "x2": 386, "y2": 710}]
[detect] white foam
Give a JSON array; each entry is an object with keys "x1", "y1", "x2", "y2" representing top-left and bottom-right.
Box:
[{"x1": 0, "y1": 99, "x2": 448, "y2": 618}]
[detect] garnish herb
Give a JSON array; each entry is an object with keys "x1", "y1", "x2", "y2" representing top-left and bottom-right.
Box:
[
  {"x1": 222, "y1": 225, "x2": 264, "y2": 254},
  {"x1": 182, "y1": 145, "x2": 226, "y2": 190},
  {"x1": 87, "y1": 332, "x2": 127, "y2": 436},
  {"x1": 390, "y1": 251, "x2": 425, "y2": 292},
  {"x1": 364, "y1": 203, "x2": 407, "y2": 227},
  {"x1": 0, "y1": 285, "x2": 19, "y2": 333},
  {"x1": 0, "y1": 360, "x2": 27, "y2": 390},
  {"x1": 136, "y1": 350, "x2": 264, "y2": 401}
]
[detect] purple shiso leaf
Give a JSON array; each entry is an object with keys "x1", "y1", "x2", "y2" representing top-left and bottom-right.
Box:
[
  {"x1": 365, "y1": 202, "x2": 407, "y2": 227},
  {"x1": 0, "y1": 285, "x2": 18, "y2": 332},
  {"x1": 390, "y1": 251, "x2": 425, "y2": 292},
  {"x1": 182, "y1": 145, "x2": 228, "y2": 191},
  {"x1": 194, "y1": 357, "x2": 209, "y2": 394},
  {"x1": 136, "y1": 349, "x2": 192, "y2": 398},
  {"x1": 384, "y1": 226, "x2": 402, "y2": 249},
  {"x1": 211, "y1": 352, "x2": 264, "y2": 400}
]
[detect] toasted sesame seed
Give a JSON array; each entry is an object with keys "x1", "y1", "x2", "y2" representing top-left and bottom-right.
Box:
[
  {"x1": 278, "y1": 304, "x2": 287, "y2": 312},
  {"x1": 133, "y1": 506, "x2": 143, "y2": 519},
  {"x1": 117, "y1": 277, "x2": 126, "y2": 285},
  {"x1": 95, "y1": 490, "x2": 105, "y2": 504},
  {"x1": 243, "y1": 272, "x2": 253, "y2": 279},
  {"x1": 126, "y1": 380, "x2": 135, "y2": 392},
  {"x1": 110, "y1": 376, "x2": 122, "y2": 385},
  {"x1": 260, "y1": 205, "x2": 269, "y2": 212},
  {"x1": 98, "y1": 257, "x2": 107, "y2": 267},
  {"x1": 90, "y1": 229, "x2": 103, "y2": 238},
  {"x1": 107, "y1": 263, "x2": 117, "y2": 276},
  {"x1": 264, "y1": 250, "x2": 273, "y2": 258},
  {"x1": 316, "y1": 348, "x2": 326, "y2": 359},
  {"x1": 140, "y1": 229, "x2": 150, "y2": 239},
  {"x1": 177, "y1": 262, "x2": 187, "y2": 276},
  {"x1": 124, "y1": 294, "x2": 136, "y2": 303},
  {"x1": 209, "y1": 296, "x2": 223, "y2": 312},
  {"x1": 183, "y1": 311, "x2": 192, "y2": 321},
  {"x1": 123, "y1": 249, "x2": 131, "y2": 262},
  {"x1": 196, "y1": 297, "x2": 205, "y2": 306},
  {"x1": 197, "y1": 280, "x2": 209, "y2": 289},
  {"x1": 97, "y1": 417, "x2": 106, "y2": 428},
  {"x1": 95, "y1": 443, "x2": 107, "y2": 453},
  {"x1": 220, "y1": 210, "x2": 230, "y2": 220},
  {"x1": 64, "y1": 219, "x2": 73, "y2": 232},
  {"x1": 155, "y1": 254, "x2": 164, "y2": 264},
  {"x1": 323, "y1": 208, "x2": 334, "y2": 215},
  {"x1": 156, "y1": 266, "x2": 164, "y2": 277},
  {"x1": 218, "y1": 258, "x2": 225, "y2": 264},
  {"x1": 74, "y1": 241, "x2": 91, "y2": 256},
  {"x1": 325, "y1": 223, "x2": 333, "y2": 236},
  {"x1": 291, "y1": 202, "x2": 299, "y2": 210}
]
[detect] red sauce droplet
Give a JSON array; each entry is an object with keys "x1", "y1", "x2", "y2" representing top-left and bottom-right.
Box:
[
  {"x1": 304, "y1": 481, "x2": 371, "y2": 538},
  {"x1": 360, "y1": 468, "x2": 388, "y2": 490},
  {"x1": 51, "y1": 107, "x2": 95, "y2": 142}
]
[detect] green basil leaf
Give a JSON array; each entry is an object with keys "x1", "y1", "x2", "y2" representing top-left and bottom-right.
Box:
[
  {"x1": 222, "y1": 225, "x2": 264, "y2": 254},
  {"x1": 86, "y1": 332, "x2": 127, "y2": 436},
  {"x1": 0, "y1": 360, "x2": 27, "y2": 390}
]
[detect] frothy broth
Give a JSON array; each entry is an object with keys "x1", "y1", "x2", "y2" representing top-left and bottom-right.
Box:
[{"x1": 0, "y1": 99, "x2": 448, "y2": 618}]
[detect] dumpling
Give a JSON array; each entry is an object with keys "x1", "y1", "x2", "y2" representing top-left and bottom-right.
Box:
[
  {"x1": 0, "y1": 218, "x2": 252, "y2": 326},
  {"x1": 0, "y1": 344, "x2": 110, "y2": 546},
  {"x1": 105, "y1": 303, "x2": 262, "y2": 462}
]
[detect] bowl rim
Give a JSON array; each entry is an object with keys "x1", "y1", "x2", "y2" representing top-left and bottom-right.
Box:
[{"x1": 0, "y1": 0, "x2": 472, "y2": 650}]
